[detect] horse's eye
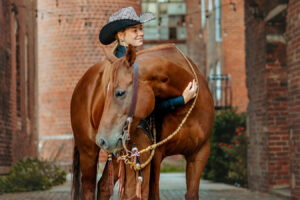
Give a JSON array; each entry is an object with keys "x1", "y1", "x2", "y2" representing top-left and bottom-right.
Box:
[{"x1": 115, "y1": 90, "x2": 126, "y2": 98}]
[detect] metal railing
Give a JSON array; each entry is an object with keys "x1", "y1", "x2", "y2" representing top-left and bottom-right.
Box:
[{"x1": 207, "y1": 74, "x2": 232, "y2": 110}]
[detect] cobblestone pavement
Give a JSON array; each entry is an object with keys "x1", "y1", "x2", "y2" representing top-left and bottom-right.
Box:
[{"x1": 0, "y1": 174, "x2": 284, "y2": 200}]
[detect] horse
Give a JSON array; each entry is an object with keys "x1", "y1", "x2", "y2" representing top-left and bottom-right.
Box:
[
  {"x1": 96, "y1": 44, "x2": 215, "y2": 199},
  {"x1": 70, "y1": 45, "x2": 153, "y2": 199}
]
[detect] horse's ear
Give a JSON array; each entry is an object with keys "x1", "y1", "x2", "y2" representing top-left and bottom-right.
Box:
[
  {"x1": 101, "y1": 44, "x2": 118, "y2": 64},
  {"x1": 125, "y1": 44, "x2": 136, "y2": 66}
]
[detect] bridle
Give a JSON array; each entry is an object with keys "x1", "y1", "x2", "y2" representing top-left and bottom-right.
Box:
[{"x1": 121, "y1": 61, "x2": 139, "y2": 152}]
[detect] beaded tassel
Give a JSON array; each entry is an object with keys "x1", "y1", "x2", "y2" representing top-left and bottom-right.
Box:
[
  {"x1": 132, "y1": 147, "x2": 142, "y2": 199},
  {"x1": 118, "y1": 159, "x2": 125, "y2": 199},
  {"x1": 136, "y1": 170, "x2": 143, "y2": 199},
  {"x1": 107, "y1": 154, "x2": 114, "y2": 195}
]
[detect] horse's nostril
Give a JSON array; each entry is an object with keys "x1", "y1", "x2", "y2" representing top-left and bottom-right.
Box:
[{"x1": 99, "y1": 137, "x2": 108, "y2": 149}]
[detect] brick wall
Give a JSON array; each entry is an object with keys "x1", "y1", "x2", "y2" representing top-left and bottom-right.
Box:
[
  {"x1": 222, "y1": 0, "x2": 248, "y2": 112},
  {"x1": 245, "y1": 0, "x2": 269, "y2": 190},
  {"x1": 0, "y1": 0, "x2": 14, "y2": 174},
  {"x1": 245, "y1": 0, "x2": 298, "y2": 196},
  {"x1": 185, "y1": 0, "x2": 206, "y2": 74},
  {"x1": 0, "y1": 0, "x2": 38, "y2": 174},
  {"x1": 185, "y1": 0, "x2": 248, "y2": 112},
  {"x1": 38, "y1": 0, "x2": 141, "y2": 165},
  {"x1": 286, "y1": 0, "x2": 300, "y2": 198},
  {"x1": 265, "y1": 21, "x2": 289, "y2": 187}
]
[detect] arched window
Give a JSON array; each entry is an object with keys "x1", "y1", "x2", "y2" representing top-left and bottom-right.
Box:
[
  {"x1": 25, "y1": 34, "x2": 30, "y2": 120},
  {"x1": 15, "y1": 18, "x2": 21, "y2": 124}
]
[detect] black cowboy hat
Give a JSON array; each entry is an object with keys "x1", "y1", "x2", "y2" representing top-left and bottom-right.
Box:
[{"x1": 99, "y1": 7, "x2": 155, "y2": 45}]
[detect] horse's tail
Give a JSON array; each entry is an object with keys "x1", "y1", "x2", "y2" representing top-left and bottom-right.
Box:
[{"x1": 71, "y1": 145, "x2": 83, "y2": 200}]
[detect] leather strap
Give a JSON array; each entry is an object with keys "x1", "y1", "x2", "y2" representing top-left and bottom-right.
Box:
[{"x1": 127, "y1": 61, "x2": 139, "y2": 120}]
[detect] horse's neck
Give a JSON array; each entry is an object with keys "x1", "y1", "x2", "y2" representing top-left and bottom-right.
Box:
[
  {"x1": 90, "y1": 60, "x2": 113, "y2": 129},
  {"x1": 138, "y1": 52, "x2": 193, "y2": 98}
]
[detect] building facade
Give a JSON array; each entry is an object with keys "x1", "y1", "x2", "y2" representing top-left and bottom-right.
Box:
[
  {"x1": 245, "y1": 0, "x2": 300, "y2": 198},
  {"x1": 0, "y1": 0, "x2": 38, "y2": 174},
  {"x1": 186, "y1": 0, "x2": 248, "y2": 112},
  {"x1": 142, "y1": 0, "x2": 187, "y2": 52}
]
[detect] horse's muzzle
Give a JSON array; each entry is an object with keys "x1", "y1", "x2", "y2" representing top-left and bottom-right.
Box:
[{"x1": 96, "y1": 135, "x2": 122, "y2": 153}]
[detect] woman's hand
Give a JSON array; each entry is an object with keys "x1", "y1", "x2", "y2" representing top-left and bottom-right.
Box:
[{"x1": 182, "y1": 79, "x2": 198, "y2": 104}]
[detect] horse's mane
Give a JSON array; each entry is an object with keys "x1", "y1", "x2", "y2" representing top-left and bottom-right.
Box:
[
  {"x1": 137, "y1": 43, "x2": 194, "y2": 76},
  {"x1": 100, "y1": 59, "x2": 114, "y2": 94},
  {"x1": 137, "y1": 43, "x2": 177, "y2": 56}
]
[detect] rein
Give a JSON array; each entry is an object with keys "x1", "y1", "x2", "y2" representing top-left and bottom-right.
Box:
[{"x1": 128, "y1": 62, "x2": 139, "y2": 119}]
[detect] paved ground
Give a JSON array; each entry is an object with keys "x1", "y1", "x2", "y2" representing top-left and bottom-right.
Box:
[{"x1": 0, "y1": 173, "x2": 285, "y2": 200}]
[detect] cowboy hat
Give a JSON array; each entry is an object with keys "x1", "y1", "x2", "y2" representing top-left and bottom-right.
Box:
[{"x1": 99, "y1": 7, "x2": 155, "y2": 45}]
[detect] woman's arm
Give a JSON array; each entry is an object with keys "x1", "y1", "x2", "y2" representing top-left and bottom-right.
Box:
[{"x1": 155, "y1": 79, "x2": 198, "y2": 112}]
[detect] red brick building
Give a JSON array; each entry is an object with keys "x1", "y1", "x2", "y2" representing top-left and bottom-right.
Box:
[
  {"x1": 37, "y1": 0, "x2": 141, "y2": 165},
  {"x1": 0, "y1": 0, "x2": 38, "y2": 174},
  {"x1": 186, "y1": 0, "x2": 248, "y2": 112},
  {"x1": 245, "y1": 0, "x2": 300, "y2": 198}
]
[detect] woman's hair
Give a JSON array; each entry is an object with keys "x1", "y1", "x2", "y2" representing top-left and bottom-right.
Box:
[{"x1": 115, "y1": 28, "x2": 126, "y2": 44}]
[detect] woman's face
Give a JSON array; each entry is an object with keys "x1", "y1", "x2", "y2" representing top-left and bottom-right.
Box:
[{"x1": 117, "y1": 24, "x2": 144, "y2": 47}]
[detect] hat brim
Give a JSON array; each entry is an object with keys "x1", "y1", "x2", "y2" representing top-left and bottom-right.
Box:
[{"x1": 99, "y1": 19, "x2": 141, "y2": 45}]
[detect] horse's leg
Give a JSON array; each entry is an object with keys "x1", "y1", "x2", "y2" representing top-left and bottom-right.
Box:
[
  {"x1": 185, "y1": 139, "x2": 210, "y2": 200},
  {"x1": 78, "y1": 144, "x2": 100, "y2": 200},
  {"x1": 97, "y1": 156, "x2": 119, "y2": 199},
  {"x1": 149, "y1": 150, "x2": 163, "y2": 200}
]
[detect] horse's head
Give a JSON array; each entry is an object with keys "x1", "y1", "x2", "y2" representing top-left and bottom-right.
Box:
[{"x1": 96, "y1": 45, "x2": 155, "y2": 152}]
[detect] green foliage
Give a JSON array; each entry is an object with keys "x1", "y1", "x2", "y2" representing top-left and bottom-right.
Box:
[
  {"x1": 203, "y1": 109, "x2": 248, "y2": 187},
  {"x1": 221, "y1": 128, "x2": 248, "y2": 187},
  {"x1": 160, "y1": 163, "x2": 185, "y2": 173},
  {"x1": 0, "y1": 158, "x2": 66, "y2": 194}
]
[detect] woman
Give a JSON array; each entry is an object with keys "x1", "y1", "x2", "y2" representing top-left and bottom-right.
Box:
[{"x1": 99, "y1": 6, "x2": 197, "y2": 112}]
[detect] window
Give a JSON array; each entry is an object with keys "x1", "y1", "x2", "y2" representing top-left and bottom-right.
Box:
[
  {"x1": 216, "y1": 61, "x2": 222, "y2": 100},
  {"x1": 15, "y1": 19, "x2": 21, "y2": 119},
  {"x1": 215, "y1": 0, "x2": 222, "y2": 42},
  {"x1": 201, "y1": 0, "x2": 206, "y2": 28},
  {"x1": 142, "y1": 0, "x2": 186, "y2": 41},
  {"x1": 25, "y1": 35, "x2": 30, "y2": 119},
  {"x1": 208, "y1": 0, "x2": 213, "y2": 12}
]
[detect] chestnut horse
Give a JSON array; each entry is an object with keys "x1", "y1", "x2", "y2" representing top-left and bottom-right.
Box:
[
  {"x1": 96, "y1": 44, "x2": 215, "y2": 199},
  {"x1": 70, "y1": 46, "x2": 153, "y2": 199}
]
